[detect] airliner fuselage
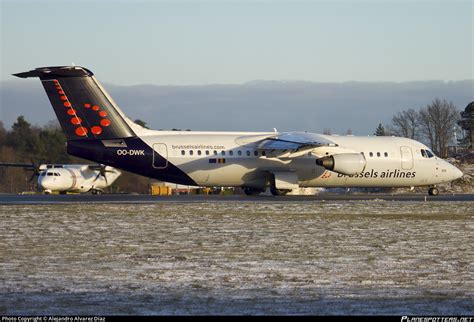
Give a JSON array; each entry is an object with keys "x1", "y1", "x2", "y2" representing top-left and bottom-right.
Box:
[{"x1": 134, "y1": 131, "x2": 462, "y2": 189}]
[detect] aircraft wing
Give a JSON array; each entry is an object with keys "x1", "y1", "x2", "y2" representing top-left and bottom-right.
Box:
[{"x1": 256, "y1": 132, "x2": 337, "y2": 158}]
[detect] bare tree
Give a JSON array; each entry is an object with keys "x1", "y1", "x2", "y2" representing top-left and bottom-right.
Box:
[
  {"x1": 390, "y1": 108, "x2": 419, "y2": 139},
  {"x1": 418, "y1": 99, "x2": 459, "y2": 157},
  {"x1": 0, "y1": 121, "x2": 6, "y2": 147}
]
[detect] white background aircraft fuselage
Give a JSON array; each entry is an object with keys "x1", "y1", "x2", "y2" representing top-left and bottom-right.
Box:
[{"x1": 37, "y1": 165, "x2": 121, "y2": 193}]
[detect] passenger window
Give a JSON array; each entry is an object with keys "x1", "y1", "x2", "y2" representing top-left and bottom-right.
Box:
[
  {"x1": 262, "y1": 151, "x2": 266, "y2": 156},
  {"x1": 246, "y1": 151, "x2": 251, "y2": 156},
  {"x1": 197, "y1": 150, "x2": 202, "y2": 156},
  {"x1": 377, "y1": 152, "x2": 381, "y2": 157},
  {"x1": 238, "y1": 151, "x2": 242, "y2": 156},
  {"x1": 221, "y1": 151, "x2": 225, "y2": 156},
  {"x1": 181, "y1": 150, "x2": 185, "y2": 156},
  {"x1": 369, "y1": 152, "x2": 373, "y2": 157},
  {"x1": 254, "y1": 151, "x2": 258, "y2": 156},
  {"x1": 384, "y1": 152, "x2": 388, "y2": 157},
  {"x1": 229, "y1": 151, "x2": 234, "y2": 156},
  {"x1": 213, "y1": 150, "x2": 217, "y2": 155},
  {"x1": 205, "y1": 151, "x2": 210, "y2": 156},
  {"x1": 189, "y1": 150, "x2": 193, "y2": 156}
]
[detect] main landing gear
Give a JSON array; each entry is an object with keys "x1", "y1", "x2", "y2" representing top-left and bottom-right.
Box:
[
  {"x1": 428, "y1": 187, "x2": 439, "y2": 196},
  {"x1": 243, "y1": 187, "x2": 264, "y2": 196},
  {"x1": 270, "y1": 187, "x2": 291, "y2": 196},
  {"x1": 243, "y1": 187, "x2": 292, "y2": 196}
]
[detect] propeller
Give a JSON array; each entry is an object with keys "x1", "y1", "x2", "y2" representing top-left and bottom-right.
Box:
[
  {"x1": 90, "y1": 164, "x2": 115, "y2": 185},
  {"x1": 0, "y1": 162, "x2": 42, "y2": 181}
]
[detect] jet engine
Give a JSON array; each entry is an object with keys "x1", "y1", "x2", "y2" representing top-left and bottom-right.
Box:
[{"x1": 316, "y1": 153, "x2": 366, "y2": 176}]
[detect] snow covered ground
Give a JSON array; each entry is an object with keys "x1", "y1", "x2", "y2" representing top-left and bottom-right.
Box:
[{"x1": 1, "y1": 201, "x2": 473, "y2": 315}]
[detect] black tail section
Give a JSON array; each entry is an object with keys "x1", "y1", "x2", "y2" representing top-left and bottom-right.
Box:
[{"x1": 14, "y1": 66, "x2": 135, "y2": 140}]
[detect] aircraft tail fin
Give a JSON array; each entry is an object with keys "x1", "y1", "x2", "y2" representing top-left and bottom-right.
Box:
[{"x1": 14, "y1": 66, "x2": 136, "y2": 140}]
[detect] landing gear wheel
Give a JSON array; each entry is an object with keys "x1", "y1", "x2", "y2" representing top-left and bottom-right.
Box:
[
  {"x1": 428, "y1": 187, "x2": 439, "y2": 196},
  {"x1": 244, "y1": 187, "x2": 263, "y2": 196},
  {"x1": 270, "y1": 187, "x2": 291, "y2": 196},
  {"x1": 91, "y1": 189, "x2": 102, "y2": 195}
]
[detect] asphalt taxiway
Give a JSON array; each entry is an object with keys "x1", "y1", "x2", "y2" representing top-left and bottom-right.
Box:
[{"x1": 0, "y1": 193, "x2": 473, "y2": 204}]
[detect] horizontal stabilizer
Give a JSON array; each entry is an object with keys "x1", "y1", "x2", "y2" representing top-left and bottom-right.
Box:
[{"x1": 13, "y1": 66, "x2": 93, "y2": 79}]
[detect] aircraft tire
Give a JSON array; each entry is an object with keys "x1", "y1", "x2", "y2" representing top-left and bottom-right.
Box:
[
  {"x1": 428, "y1": 187, "x2": 439, "y2": 196},
  {"x1": 244, "y1": 187, "x2": 263, "y2": 196},
  {"x1": 270, "y1": 187, "x2": 291, "y2": 196}
]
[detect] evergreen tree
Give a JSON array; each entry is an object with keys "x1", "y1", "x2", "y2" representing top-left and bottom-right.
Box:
[
  {"x1": 458, "y1": 102, "x2": 474, "y2": 150},
  {"x1": 134, "y1": 119, "x2": 149, "y2": 129},
  {"x1": 6, "y1": 116, "x2": 40, "y2": 160},
  {"x1": 374, "y1": 123, "x2": 386, "y2": 136}
]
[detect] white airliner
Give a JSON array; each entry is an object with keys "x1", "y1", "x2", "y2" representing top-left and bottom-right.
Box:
[
  {"x1": 0, "y1": 163, "x2": 121, "y2": 194},
  {"x1": 14, "y1": 66, "x2": 463, "y2": 196}
]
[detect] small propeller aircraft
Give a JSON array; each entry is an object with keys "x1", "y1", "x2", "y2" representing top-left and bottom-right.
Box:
[{"x1": 0, "y1": 163, "x2": 121, "y2": 194}]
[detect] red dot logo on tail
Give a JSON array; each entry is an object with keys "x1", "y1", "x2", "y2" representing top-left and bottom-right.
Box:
[
  {"x1": 91, "y1": 126, "x2": 102, "y2": 135},
  {"x1": 80, "y1": 102, "x2": 112, "y2": 136},
  {"x1": 71, "y1": 117, "x2": 82, "y2": 125},
  {"x1": 75, "y1": 127, "x2": 88, "y2": 137}
]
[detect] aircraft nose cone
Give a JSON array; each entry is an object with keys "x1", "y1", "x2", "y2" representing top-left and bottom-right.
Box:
[
  {"x1": 453, "y1": 167, "x2": 463, "y2": 180},
  {"x1": 39, "y1": 178, "x2": 54, "y2": 190}
]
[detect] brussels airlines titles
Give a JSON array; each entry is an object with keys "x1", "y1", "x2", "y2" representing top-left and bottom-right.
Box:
[{"x1": 337, "y1": 169, "x2": 416, "y2": 179}]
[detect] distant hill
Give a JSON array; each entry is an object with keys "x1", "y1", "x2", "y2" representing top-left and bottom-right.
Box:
[{"x1": 1, "y1": 79, "x2": 472, "y2": 135}]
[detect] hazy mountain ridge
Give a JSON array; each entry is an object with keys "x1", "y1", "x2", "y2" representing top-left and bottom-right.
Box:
[{"x1": 1, "y1": 80, "x2": 472, "y2": 134}]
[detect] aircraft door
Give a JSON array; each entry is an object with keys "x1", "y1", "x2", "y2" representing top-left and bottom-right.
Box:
[
  {"x1": 400, "y1": 146, "x2": 413, "y2": 170},
  {"x1": 153, "y1": 143, "x2": 168, "y2": 169}
]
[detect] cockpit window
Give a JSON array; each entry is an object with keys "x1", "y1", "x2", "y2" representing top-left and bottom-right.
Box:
[
  {"x1": 421, "y1": 149, "x2": 435, "y2": 158},
  {"x1": 47, "y1": 173, "x2": 54, "y2": 176}
]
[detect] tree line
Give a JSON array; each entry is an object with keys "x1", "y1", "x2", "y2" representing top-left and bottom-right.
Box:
[{"x1": 374, "y1": 99, "x2": 473, "y2": 157}]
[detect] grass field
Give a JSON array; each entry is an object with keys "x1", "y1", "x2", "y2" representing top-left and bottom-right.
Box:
[{"x1": 1, "y1": 201, "x2": 473, "y2": 315}]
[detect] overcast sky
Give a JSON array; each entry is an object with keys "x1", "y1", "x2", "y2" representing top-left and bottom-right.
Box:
[{"x1": 1, "y1": 0, "x2": 472, "y2": 85}]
